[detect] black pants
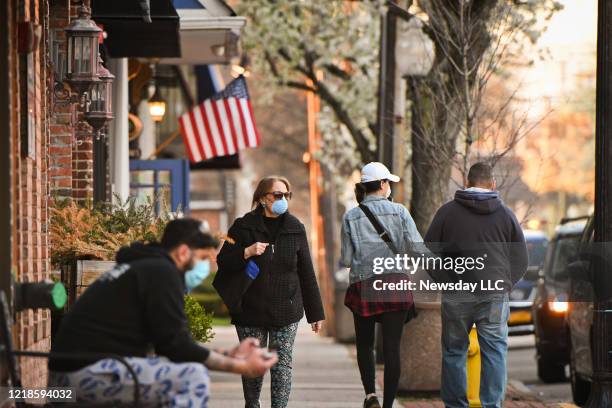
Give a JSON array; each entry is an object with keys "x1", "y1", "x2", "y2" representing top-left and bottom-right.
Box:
[{"x1": 353, "y1": 310, "x2": 408, "y2": 408}]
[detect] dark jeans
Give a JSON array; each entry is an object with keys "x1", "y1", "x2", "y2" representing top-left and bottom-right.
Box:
[{"x1": 353, "y1": 310, "x2": 408, "y2": 408}]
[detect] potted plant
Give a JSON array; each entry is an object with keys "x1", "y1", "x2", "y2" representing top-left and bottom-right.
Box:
[{"x1": 50, "y1": 197, "x2": 214, "y2": 342}]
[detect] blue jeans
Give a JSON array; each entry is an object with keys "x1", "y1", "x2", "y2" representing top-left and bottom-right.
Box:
[{"x1": 441, "y1": 293, "x2": 509, "y2": 408}]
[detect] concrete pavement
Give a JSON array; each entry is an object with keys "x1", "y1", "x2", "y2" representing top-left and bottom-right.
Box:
[
  {"x1": 208, "y1": 321, "x2": 382, "y2": 407},
  {"x1": 207, "y1": 321, "x2": 576, "y2": 408}
]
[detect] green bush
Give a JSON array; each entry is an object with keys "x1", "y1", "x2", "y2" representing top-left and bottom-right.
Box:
[
  {"x1": 189, "y1": 291, "x2": 229, "y2": 318},
  {"x1": 190, "y1": 272, "x2": 230, "y2": 317},
  {"x1": 184, "y1": 294, "x2": 215, "y2": 343}
]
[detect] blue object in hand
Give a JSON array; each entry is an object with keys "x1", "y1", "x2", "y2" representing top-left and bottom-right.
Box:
[{"x1": 246, "y1": 260, "x2": 260, "y2": 280}]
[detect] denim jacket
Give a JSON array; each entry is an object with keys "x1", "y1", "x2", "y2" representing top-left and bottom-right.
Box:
[{"x1": 340, "y1": 195, "x2": 423, "y2": 284}]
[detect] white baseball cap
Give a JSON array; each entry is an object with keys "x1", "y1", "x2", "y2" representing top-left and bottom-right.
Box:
[{"x1": 360, "y1": 162, "x2": 400, "y2": 183}]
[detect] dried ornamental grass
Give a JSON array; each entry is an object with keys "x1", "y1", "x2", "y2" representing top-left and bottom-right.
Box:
[{"x1": 50, "y1": 197, "x2": 167, "y2": 266}]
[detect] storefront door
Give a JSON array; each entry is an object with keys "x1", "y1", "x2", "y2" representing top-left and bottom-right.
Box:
[{"x1": 129, "y1": 159, "x2": 190, "y2": 214}]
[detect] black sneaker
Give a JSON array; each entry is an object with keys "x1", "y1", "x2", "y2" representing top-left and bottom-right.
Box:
[{"x1": 363, "y1": 396, "x2": 381, "y2": 408}]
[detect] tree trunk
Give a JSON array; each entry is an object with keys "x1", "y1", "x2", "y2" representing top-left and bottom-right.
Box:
[
  {"x1": 411, "y1": 145, "x2": 453, "y2": 234},
  {"x1": 409, "y1": 78, "x2": 461, "y2": 234},
  {"x1": 407, "y1": 0, "x2": 499, "y2": 234}
]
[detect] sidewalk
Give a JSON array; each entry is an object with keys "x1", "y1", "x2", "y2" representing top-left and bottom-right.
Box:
[
  {"x1": 208, "y1": 321, "x2": 402, "y2": 407},
  {"x1": 207, "y1": 321, "x2": 577, "y2": 408},
  {"x1": 394, "y1": 378, "x2": 578, "y2": 408}
]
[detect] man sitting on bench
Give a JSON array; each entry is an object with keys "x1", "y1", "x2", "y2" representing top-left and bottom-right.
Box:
[{"x1": 49, "y1": 218, "x2": 277, "y2": 407}]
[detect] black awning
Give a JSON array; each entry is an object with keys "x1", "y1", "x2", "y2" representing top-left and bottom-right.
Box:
[{"x1": 92, "y1": 0, "x2": 181, "y2": 58}]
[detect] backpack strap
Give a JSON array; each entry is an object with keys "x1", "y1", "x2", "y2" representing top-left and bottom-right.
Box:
[{"x1": 359, "y1": 203, "x2": 400, "y2": 254}]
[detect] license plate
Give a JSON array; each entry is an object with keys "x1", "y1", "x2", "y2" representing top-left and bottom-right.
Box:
[{"x1": 508, "y1": 310, "x2": 532, "y2": 325}]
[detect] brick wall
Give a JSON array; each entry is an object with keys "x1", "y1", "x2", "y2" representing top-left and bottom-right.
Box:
[
  {"x1": 5, "y1": 0, "x2": 97, "y2": 387},
  {"x1": 48, "y1": 0, "x2": 94, "y2": 204},
  {"x1": 11, "y1": 0, "x2": 52, "y2": 387},
  {"x1": 72, "y1": 129, "x2": 94, "y2": 202}
]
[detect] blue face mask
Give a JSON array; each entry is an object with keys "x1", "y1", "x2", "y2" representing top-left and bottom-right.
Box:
[
  {"x1": 271, "y1": 197, "x2": 288, "y2": 215},
  {"x1": 184, "y1": 259, "x2": 211, "y2": 290}
]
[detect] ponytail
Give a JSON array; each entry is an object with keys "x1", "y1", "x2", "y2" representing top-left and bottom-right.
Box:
[
  {"x1": 354, "y1": 183, "x2": 366, "y2": 204},
  {"x1": 355, "y1": 179, "x2": 384, "y2": 204}
]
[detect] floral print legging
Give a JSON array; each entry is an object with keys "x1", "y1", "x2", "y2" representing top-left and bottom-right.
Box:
[{"x1": 236, "y1": 322, "x2": 299, "y2": 408}]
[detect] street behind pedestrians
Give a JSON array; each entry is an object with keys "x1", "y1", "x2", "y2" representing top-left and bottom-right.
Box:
[{"x1": 507, "y1": 335, "x2": 572, "y2": 404}]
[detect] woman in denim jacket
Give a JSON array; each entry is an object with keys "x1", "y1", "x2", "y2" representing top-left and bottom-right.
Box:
[{"x1": 341, "y1": 162, "x2": 422, "y2": 408}]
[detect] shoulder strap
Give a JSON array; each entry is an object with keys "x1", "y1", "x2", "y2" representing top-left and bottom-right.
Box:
[{"x1": 359, "y1": 203, "x2": 399, "y2": 254}]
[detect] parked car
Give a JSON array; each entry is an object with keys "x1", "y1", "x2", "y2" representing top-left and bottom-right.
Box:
[
  {"x1": 532, "y1": 217, "x2": 587, "y2": 383},
  {"x1": 567, "y1": 215, "x2": 595, "y2": 405},
  {"x1": 508, "y1": 229, "x2": 548, "y2": 335}
]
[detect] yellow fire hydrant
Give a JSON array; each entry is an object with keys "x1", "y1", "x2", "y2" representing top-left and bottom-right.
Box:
[{"x1": 467, "y1": 326, "x2": 482, "y2": 407}]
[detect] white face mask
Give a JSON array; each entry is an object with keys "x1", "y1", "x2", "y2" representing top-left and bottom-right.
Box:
[{"x1": 385, "y1": 182, "x2": 392, "y2": 198}]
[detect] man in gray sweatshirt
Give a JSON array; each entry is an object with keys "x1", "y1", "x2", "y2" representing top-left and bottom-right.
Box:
[{"x1": 425, "y1": 162, "x2": 528, "y2": 408}]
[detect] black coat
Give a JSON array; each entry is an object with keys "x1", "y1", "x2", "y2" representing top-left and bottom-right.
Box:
[{"x1": 214, "y1": 208, "x2": 325, "y2": 328}]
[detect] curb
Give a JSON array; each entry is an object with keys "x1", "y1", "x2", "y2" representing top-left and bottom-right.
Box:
[{"x1": 506, "y1": 379, "x2": 540, "y2": 401}]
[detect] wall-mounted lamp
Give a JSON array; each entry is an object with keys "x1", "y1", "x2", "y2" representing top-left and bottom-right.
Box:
[
  {"x1": 64, "y1": 4, "x2": 101, "y2": 97},
  {"x1": 52, "y1": 2, "x2": 116, "y2": 138},
  {"x1": 84, "y1": 58, "x2": 114, "y2": 136}
]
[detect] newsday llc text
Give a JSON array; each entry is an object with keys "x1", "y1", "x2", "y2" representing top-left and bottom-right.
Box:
[
  {"x1": 368, "y1": 253, "x2": 507, "y2": 293},
  {"x1": 371, "y1": 278, "x2": 506, "y2": 292}
]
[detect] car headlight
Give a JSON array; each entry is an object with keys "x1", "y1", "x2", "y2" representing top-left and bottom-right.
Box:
[{"x1": 549, "y1": 300, "x2": 569, "y2": 313}]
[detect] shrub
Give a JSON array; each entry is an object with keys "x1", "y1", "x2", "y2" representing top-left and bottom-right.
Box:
[
  {"x1": 184, "y1": 294, "x2": 215, "y2": 343},
  {"x1": 51, "y1": 197, "x2": 215, "y2": 342},
  {"x1": 50, "y1": 196, "x2": 168, "y2": 266},
  {"x1": 190, "y1": 273, "x2": 230, "y2": 318}
]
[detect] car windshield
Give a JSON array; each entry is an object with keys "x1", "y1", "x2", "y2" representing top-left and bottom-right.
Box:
[
  {"x1": 527, "y1": 239, "x2": 547, "y2": 268},
  {"x1": 549, "y1": 236, "x2": 581, "y2": 281}
]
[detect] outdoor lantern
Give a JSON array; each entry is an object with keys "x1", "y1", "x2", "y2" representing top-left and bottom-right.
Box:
[
  {"x1": 148, "y1": 87, "x2": 166, "y2": 122},
  {"x1": 84, "y1": 59, "x2": 114, "y2": 133},
  {"x1": 395, "y1": 18, "x2": 435, "y2": 77},
  {"x1": 65, "y1": 4, "x2": 101, "y2": 96}
]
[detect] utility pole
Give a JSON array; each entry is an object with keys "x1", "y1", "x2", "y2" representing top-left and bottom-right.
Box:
[
  {"x1": 586, "y1": 1, "x2": 612, "y2": 406},
  {"x1": 376, "y1": 1, "x2": 416, "y2": 203},
  {"x1": 376, "y1": 0, "x2": 398, "y2": 169}
]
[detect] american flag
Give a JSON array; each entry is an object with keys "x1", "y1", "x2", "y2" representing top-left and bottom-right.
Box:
[{"x1": 178, "y1": 75, "x2": 261, "y2": 163}]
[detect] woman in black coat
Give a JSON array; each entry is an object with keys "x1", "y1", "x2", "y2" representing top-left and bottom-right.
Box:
[{"x1": 214, "y1": 175, "x2": 325, "y2": 408}]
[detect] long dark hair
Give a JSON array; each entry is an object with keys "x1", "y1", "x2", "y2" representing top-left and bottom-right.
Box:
[{"x1": 354, "y1": 180, "x2": 385, "y2": 204}]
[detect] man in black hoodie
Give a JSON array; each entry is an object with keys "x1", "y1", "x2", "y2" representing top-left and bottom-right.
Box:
[
  {"x1": 425, "y1": 163, "x2": 528, "y2": 408},
  {"x1": 49, "y1": 218, "x2": 277, "y2": 407}
]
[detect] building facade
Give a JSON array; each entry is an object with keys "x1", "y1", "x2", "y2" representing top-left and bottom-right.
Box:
[{"x1": 0, "y1": 0, "x2": 97, "y2": 387}]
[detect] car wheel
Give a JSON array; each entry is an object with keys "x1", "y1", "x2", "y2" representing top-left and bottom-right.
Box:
[
  {"x1": 537, "y1": 357, "x2": 566, "y2": 383},
  {"x1": 570, "y1": 342, "x2": 591, "y2": 405}
]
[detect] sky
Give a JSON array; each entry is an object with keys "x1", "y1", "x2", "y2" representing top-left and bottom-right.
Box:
[{"x1": 518, "y1": 0, "x2": 597, "y2": 116}]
